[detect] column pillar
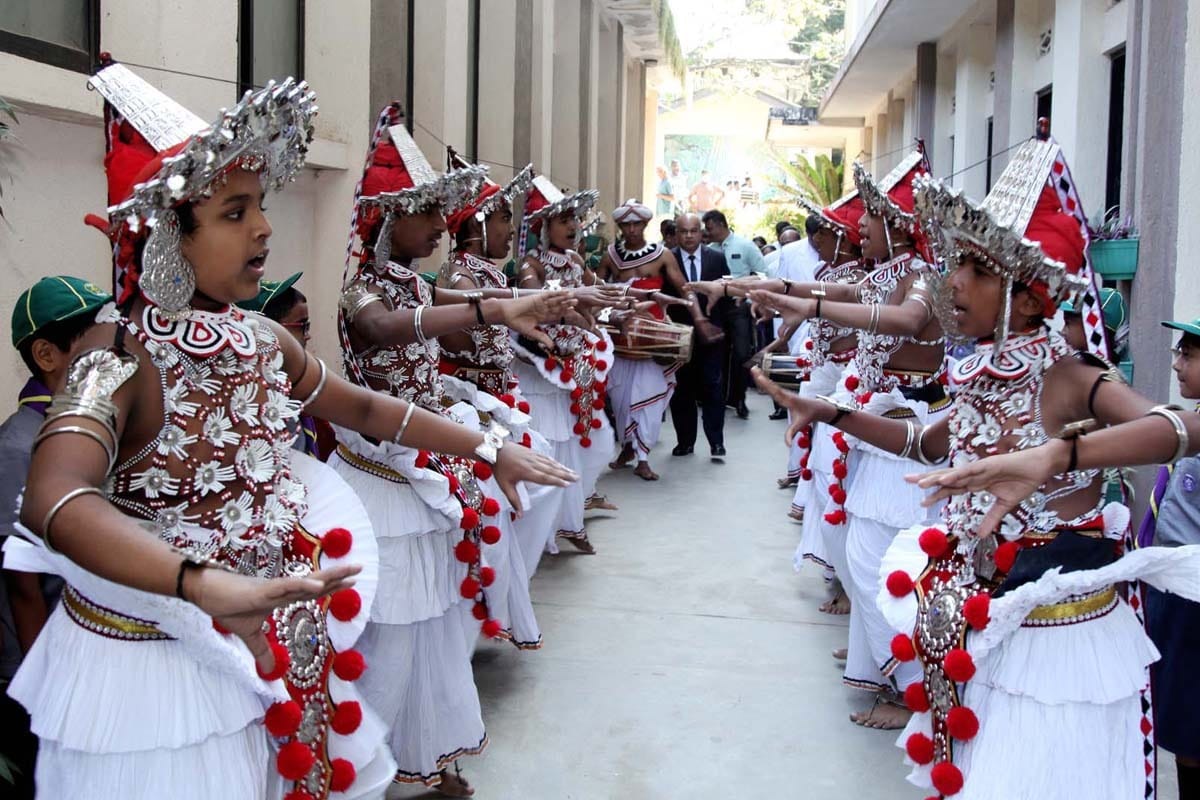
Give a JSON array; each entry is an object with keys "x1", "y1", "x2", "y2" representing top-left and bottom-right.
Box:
[
  {"x1": 478, "y1": 0, "x2": 516, "y2": 181},
  {"x1": 952, "y1": 21, "x2": 992, "y2": 197},
  {"x1": 914, "y1": 42, "x2": 937, "y2": 163},
  {"x1": 550, "y1": 0, "x2": 583, "y2": 187},
  {"x1": 1050, "y1": 0, "x2": 1109, "y2": 208}
]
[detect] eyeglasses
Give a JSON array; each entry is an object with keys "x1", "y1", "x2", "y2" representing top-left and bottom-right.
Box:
[{"x1": 283, "y1": 319, "x2": 311, "y2": 338}]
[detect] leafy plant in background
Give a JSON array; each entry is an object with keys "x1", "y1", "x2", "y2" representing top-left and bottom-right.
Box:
[
  {"x1": 767, "y1": 151, "x2": 844, "y2": 208},
  {"x1": 1088, "y1": 205, "x2": 1137, "y2": 240},
  {"x1": 0, "y1": 96, "x2": 18, "y2": 219}
]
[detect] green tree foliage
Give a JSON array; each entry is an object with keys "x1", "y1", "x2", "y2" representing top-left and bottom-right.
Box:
[{"x1": 767, "y1": 151, "x2": 844, "y2": 207}]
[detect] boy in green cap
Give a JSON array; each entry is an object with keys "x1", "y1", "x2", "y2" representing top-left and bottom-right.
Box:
[{"x1": 1, "y1": 275, "x2": 110, "y2": 799}]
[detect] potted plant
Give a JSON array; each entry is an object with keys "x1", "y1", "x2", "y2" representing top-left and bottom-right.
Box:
[{"x1": 1088, "y1": 206, "x2": 1138, "y2": 280}]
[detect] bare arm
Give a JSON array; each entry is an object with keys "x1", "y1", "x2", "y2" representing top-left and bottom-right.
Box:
[{"x1": 750, "y1": 292, "x2": 933, "y2": 338}]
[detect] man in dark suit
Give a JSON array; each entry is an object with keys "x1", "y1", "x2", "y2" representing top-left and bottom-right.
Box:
[{"x1": 667, "y1": 213, "x2": 730, "y2": 458}]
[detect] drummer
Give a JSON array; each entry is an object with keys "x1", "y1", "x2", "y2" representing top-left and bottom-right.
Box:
[{"x1": 595, "y1": 198, "x2": 691, "y2": 480}]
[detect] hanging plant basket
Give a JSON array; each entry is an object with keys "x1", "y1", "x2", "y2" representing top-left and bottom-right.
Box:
[{"x1": 1090, "y1": 239, "x2": 1139, "y2": 281}]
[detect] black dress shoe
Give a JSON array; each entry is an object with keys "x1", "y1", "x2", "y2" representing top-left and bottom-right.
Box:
[
  {"x1": 736, "y1": 402, "x2": 750, "y2": 419},
  {"x1": 672, "y1": 444, "x2": 694, "y2": 456},
  {"x1": 711, "y1": 445, "x2": 726, "y2": 457},
  {"x1": 769, "y1": 408, "x2": 788, "y2": 421}
]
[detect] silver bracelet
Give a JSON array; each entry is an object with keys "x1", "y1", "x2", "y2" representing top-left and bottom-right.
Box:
[
  {"x1": 914, "y1": 424, "x2": 945, "y2": 466},
  {"x1": 900, "y1": 420, "x2": 916, "y2": 460},
  {"x1": 511, "y1": 287, "x2": 520, "y2": 299},
  {"x1": 867, "y1": 303, "x2": 881, "y2": 334},
  {"x1": 1147, "y1": 405, "x2": 1191, "y2": 463},
  {"x1": 41, "y1": 486, "x2": 104, "y2": 554},
  {"x1": 413, "y1": 305, "x2": 428, "y2": 345},
  {"x1": 298, "y1": 356, "x2": 328, "y2": 409},
  {"x1": 392, "y1": 402, "x2": 417, "y2": 445},
  {"x1": 33, "y1": 425, "x2": 116, "y2": 471}
]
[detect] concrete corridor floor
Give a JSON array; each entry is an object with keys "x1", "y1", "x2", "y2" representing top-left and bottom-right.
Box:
[{"x1": 391, "y1": 392, "x2": 921, "y2": 800}]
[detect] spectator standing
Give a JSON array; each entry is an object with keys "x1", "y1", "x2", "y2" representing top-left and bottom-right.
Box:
[
  {"x1": 655, "y1": 165, "x2": 674, "y2": 216},
  {"x1": 740, "y1": 176, "x2": 759, "y2": 208},
  {"x1": 688, "y1": 170, "x2": 725, "y2": 212},
  {"x1": 668, "y1": 159, "x2": 689, "y2": 214},
  {"x1": 660, "y1": 218, "x2": 678, "y2": 250}
]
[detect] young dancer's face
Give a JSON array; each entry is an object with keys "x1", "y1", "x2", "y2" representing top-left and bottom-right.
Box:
[
  {"x1": 812, "y1": 226, "x2": 838, "y2": 263},
  {"x1": 1061, "y1": 314, "x2": 1087, "y2": 351},
  {"x1": 945, "y1": 256, "x2": 1042, "y2": 340},
  {"x1": 1172, "y1": 335, "x2": 1200, "y2": 399},
  {"x1": 180, "y1": 169, "x2": 272, "y2": 305},
  {"x1": 618, "y1": 220, "x2": 649, "y2": 247},
  {"x1": 860, "y1": 213, "x2": 888, "y2": 260},
  {"x1": 547, "y1": 213, "x2": 577, "y2": 250},
  {"x1": 390, "y1": 206, "x2": 447, "y2": 260},
  {"x1": 484, "y1": 205, "x2": 514, "y2": 260}
]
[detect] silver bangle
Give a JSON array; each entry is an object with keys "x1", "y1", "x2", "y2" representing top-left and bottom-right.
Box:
[
  {"x1": 41, "y1": 487, "x2": 104, "y2": 554},
  {"x1": 914, "y1": 424, "x2": 945, "y2": 466},
  {"x1": 900, "y1": 420, "x2": 916, "y2": 459},
  {"x1": 413, "y1": 305, "x2": 428, "y2": 345},
  {"x1": 393, "y1": 402, "x2": 417, "y2": 445},
  {"x1": 867, "y1": 303, "x2": 881, "y2": 334},
  {"x1": 33, "y1": 425, "x2": 116, "y2": 471},
  {"x1": 298, "y1": 356, "x2": 328, "y2": 409},
  {"x1": 1147, "y1": 405, "x2": 1190, "y2": 464},
  {"x1": 781, "y1": 278, "x2": 793, "y2": 296},
  {"x1": 511, "y1": 287, "x2": 520, "y2": 299}
]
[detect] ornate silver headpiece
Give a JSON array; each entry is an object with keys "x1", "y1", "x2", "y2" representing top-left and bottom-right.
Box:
[
  {"x1": 852, "y1": 151, "x2": 924, "y2": 234},
  {"x1": 524, "y1": 175, "x2": 600, "y2": 223},
  {"x1": 359, "y1": 124, "x2": 488, "y2": 216}
]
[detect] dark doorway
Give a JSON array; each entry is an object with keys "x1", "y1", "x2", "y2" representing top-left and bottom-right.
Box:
[
  {"x1": 1105, "y1": 47, "x2": 1126, "y2": 212},
  {"x1": 1035, "y1": 85, "x2": 1053, "y2": 134}
]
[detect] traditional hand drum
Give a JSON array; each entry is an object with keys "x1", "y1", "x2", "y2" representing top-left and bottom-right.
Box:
[
  {"x1": 605, "y1": 316, "x2": 693, "y2": 365},
  {"x1": 763, "y1": 352, "x2": 808, "y2": 390}
]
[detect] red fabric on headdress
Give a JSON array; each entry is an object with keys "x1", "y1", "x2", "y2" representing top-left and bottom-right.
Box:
[
  {"x1": 824, "y1": 196, "x2": 867, "y2": 247},
  {"x1": 1023, "y1": 185, "x2": 1086, "y2": 314},
  {"x1": 360, "y1": 141, "x2": 414, "y2": 198},
  {"x1": 104, "y1": 120, "x2": 159, "y2": 206},
  {"x1": 446, "y1": 181, "x2": 501, "y2": 235},
  {"x1": 524, "y1": 186, "x2": 550, "y2": 216},
  {"x1": 887, "y1": 167, "x2": 921, "y2": 217}
]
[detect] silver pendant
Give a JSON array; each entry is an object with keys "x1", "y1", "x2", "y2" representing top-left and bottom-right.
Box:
[{"x1": 140, "y1": 209, "x2": 195, "y2": 319}]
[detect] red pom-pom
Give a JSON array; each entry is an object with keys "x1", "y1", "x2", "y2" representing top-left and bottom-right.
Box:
[
  {"x1": 460, "y1": 577, "x2": 481, "y2": 599},
  {"x1": 517, "y1": 400, "x2": 531, "y2": 413},
  {"x1": 455, "y1": 539, "x2": 480, "y2": 563},
  {"x1": 904, "y1": 682, "x2": 930, "y2": 713},
  {"x1": 800, "y1": 454, "x2": 810, "y2": 468},
  {"x1": 570, "y1": 402, "x2": 583, "y2": 415},
  {"x1": 284, "y1": 791, "x2": 315, "y2": 800},
  {"x1": 905, "y1": 732, "x2": 935, "y2": 765},
  {"x1": 573, "y1": 421, "x2": 586, "y2": 435},
  {"x1": 471, "y1": 601, "x2": 488, "y2": 620},
  {"x1": 857, "y1": 391, "x2": 874, "y2": 406},
  {"x1": 331, "y1": 701, "x2": 363, "y2": 735},
  {"x1": 801, "y1": 469, "x2": 813, "y2": 481},
  {"x1": 332, "y1": 649, "x2": 366, "y2": 681},
  {"x1": 447, "y1": 475, "x2": 461, "y2": 494},
  {"x1": 580, "y1": 437, "x2": 592, "y2": 448},
  {"x1": 832, "y1": 460, "x2": 848, "y2": 479},
  {"x1": 830, "y1": 486, "x2": 847, "y2": 505},
  {"x1": 943, "y1": 648, "x2": 976, "y2": 682},
  {"x1": 329, "y1": 758, "x2": 356, "y2": 792},
  {"x1": 481, "y1": 525, "x2": 501, "y2": 545},
  {"x1": 499, "y1": 393, "x2": 516, "y2": 407},
  {"x1": 918, "y1": 527, "x2": 949, "y2": 558},
  {"x1": 570, "y1": 387, "x2": 584, "y2": 401},
  {"x1": 592, "y1": 398, "x2": 606, "y2": 410},
  {"x1": 480, "y1": 566, "x2": 496, "y2": 587},
  {"x1": 994, "y1": 541, "x2": 1019, "y2": 573},
  {"x1": 824, "y1": 509, "x2": 847, "y2": 525},
  {"x1": 277, "y1": 741, "x2": 315, "y2": 781},
  {"x1": 265, "y1": 700, "x2": 302, "y2": 737},
  {"x1": 795, "y1": 357, "x2": 808, "y2": 368},
  {"x1": 415, "y1": 450, "x2": 431, "y2": 469},
  {"x1": 460, "y1": 507, "x2": 480, "y2": 530},
  {"x1": 805, "y1": 340, "x2": 815, "y2": 350},
  {"x1": 886, "y1": 570, "x2": 914, "y2": 597},
  {"x1": 544, "y1": 357, "x2": 559, "y2": 370},
  {"x1": 797, "y1": 435, "x2": 811, "y2": 449},
  {"x1": 931, "y1": 762, "x2": 964, "y2": 796},
  {"x1": 481, "y1": 497, "x2": 501, "y2": 516},
  {"x1": 946, "y1": 706, "x2": 979, "y2": 741},
  {"x1": 891, "y1": 633, "x2": 916, "y2": 662},
  {"x1": 257, "y1": 642, "x2": 290, "y2": 681},
  {"x1": 329, "y1": 589, "x2": 362, "y2": 622},
  {"x1": 591, "y1": 417, "x2": 602, "y2": 429},
  {"x1": 521, "y1": 432, "x2": 532, "y2": 447},
  {"x1": 322, "y1": 527, "x2": 353, "y2": 559},
  {"x1": 560, "y1": 368, "x2": 575, "y2": 382},
  {"x1": 473, "y1": 461, "x2": 493, "y2": 481},
  {"x1": 844, "y1": 375, "x2": 860, "y2": 391},
  {"x1": 594, "y1": 361, "x2": 607, "y2": 371},
  {"x1": 963, "y1": 594, "x2": 991, "y2": 630},
  {"x1": 833, "y1": 434, "x2": 850, "y2": 453},
  {"x1": 596, "y1": 340, "x2": 609, "y2": 351},
  {"x1": 482, "y1": 618, "x2": 503, "y2": 638}
]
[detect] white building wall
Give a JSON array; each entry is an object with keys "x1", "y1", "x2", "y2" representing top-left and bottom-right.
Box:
[{"x1": 1173, "y1": 0, "x2": 1200, "y2": 342}]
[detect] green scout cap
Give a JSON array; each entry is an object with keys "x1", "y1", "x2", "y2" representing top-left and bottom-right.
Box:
[
  {"x1": 1062, "y1": 287, "x2": 1127, "y2": 335},
  {"x1": 1163, "y1": 317, "x2": 1200, "y2": 339},
  {"x1": 236, "y1": 272, "x2": 302, "y2": 314},
  {"x1": 12, "y1": 276, "x2": 112, "y2": 348}
]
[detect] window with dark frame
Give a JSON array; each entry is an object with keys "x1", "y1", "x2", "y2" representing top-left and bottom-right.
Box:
[
  {"x1": 0, "y1": 0, "x2": 100, "y2": 74},
  {"x1": 1035, "y1": 85, "x2": 1053, "y2": 133},
  {"x1": 238, "y1": 0, "x2": 304, "y2": 99},
  {"x1": 1105, "y1": 47, "x2": 1125, "y2": 213},
  {"x1": 466, "y1": 0, "x2": 480, "y2": 162}
]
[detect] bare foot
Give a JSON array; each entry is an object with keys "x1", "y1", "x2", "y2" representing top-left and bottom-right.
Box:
[
  {"x1": 609, "y1": 444, "x2": 635, "y2": 470},
  {"x1": 850, "y1": 698, "x2": 912, "y2": 730},
  {"x1": 558, "y1": 532, "x2": 596, "y2": 554},
  {"x1": 777, "y1": 476, "x2": 799, "y2": 489},
  {"x1": 831, "y1": 647, "x2": 848, "y2": 661},
  {"x1": 584, "y1": 493, "x2": 619, "y2": 511},
  {"x1": 819, "y1": 586, "x2": 850, "y2": 615},
  {"x1": 633, "y1": 461, "x2": 659, "y2": 481},
  {"x1": 436, "y1": 769, "x2": 475, "y2": 797}
]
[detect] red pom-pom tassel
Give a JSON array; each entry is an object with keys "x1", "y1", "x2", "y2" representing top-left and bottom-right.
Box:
[
  {"x1": 931, "y1": 761, "x2": 964, "y2": 796},
  {"x1": 591, "y1": 417, "x2": 602, "y2": 429},
  {"x1": 886, "y1": 570, "x2": 914, "y2": 597},
  {"x1": 517, "y1": 400, "x2": 531, "y2": 413},
  {"x1": 832, "y1": 460, "x2": 848, "y2": 479},
  {"x1": 480, "y1": 566, "x2": 496, "y2": 587},
  {"x1": 454, "y1": 539, "x2": 480, "y2": 564},
  {"x1": 499, "y1": 393, "x2": 516, "y2": 407},
  {"x1": 596, "y1": 340, "x2": 609, "y2": 351},
  {"x1": 481, "y1": 525, "x2": 501, "y2": 545},
  {"x1": 473, "y1": 461, "x2": 493, "y2": 481},
  {"x1": 592, "y1": 398, "x2": 605, "y2": 410},
  {"x1": 805, "y1": 340, "x2": 815, "y2": 350},
  {"x1": 918, "y1": 527, "x2": 949, "y2": 558},
  {"x1": 257, "y1": 642, "x2": 290, "y2": 681},
  {"x1": 844, "y1": 375, "x2": 860, "y2": 391},
  {"x1": 905, "y1": 733, "x2": 935, "y2": 765},
  {"x1": 963, "y1": 594, "x2": 991, "y2": 630},
  {"x1": 904, "y1": 682, "x2": 930, "y2": 713},
  {"x1": 946, "y1": 706, "x2": 979, "y2": 741},
  {"x1": 284, "y1": 791, "x2": 315, "y2": 800},
  {"x1": 891, "y1": 633, "x2": 916, "y2": 662},
  {"x1": 322, "y1": 527, "x2": 353, "y2": 559},
  {"x1": 277, "y1": 741, "x2": 315, "y2": 781},
  {"x1": 264, "y1": 700, "x2": 302, "y2": 737},
  {"x1": 331, "y1": 701, "x2": 363, "y2": 735},
  {"x1": 830, "y1": 486, "x2": 847, "y2": 505},
  {"x1": 544, "y1": 357, "x2": 559, "y2": 370},
  {"x1": 415, "y1": 450, "x2": 431, "y2": 469},
  {"x1": 521, "y1": 433, "x2": 532, "y2": 447},
  {"x1": 460, "y1": 577, "x2": 481, "y2": 599},
  {"x1": 994, "y1": 540, "x2": 1019, "y2": 573},
  {"x1": 482, "y1": 618, "x2": 503, "y2": 638},
  {"x1": 471, "y1": 601, "x2": 488, "y2": 620},
  {"x1": 329, "y1": 758, "x2": 356, "y2": 792},
  {"x1": 943, "y1": 648, "x2": 976, "y2": 682},
  {"x1": 580, "y1": 437, "x2": 592, "y2": 448},
  {"x1": 460, "y1": 507, "x2": 480, "y2": 530},
  {"x1": 481, "y1": 497, "x2": 501, "y2": 516},
  {"x1": 332, "y1": 649, "x2": 366, "y2": 681},
  {"x1": 573, "y1": 421, "x2": 586, "y2": 435},
  {"x1": 800, "y1": 468, "x2": 813, "y2": 481},
  {"x1": 560, "y1": 368, "x2": 575, "y2": 381},
  {"x1": 570, "y1": 387, "x2": 584, "y2": 401},
  {"x1": 329, "y1": 589, "x2": 362, "y2": 622},
  {"x1": 824, "y1": 509, "x2": 847, "y2": 526}
]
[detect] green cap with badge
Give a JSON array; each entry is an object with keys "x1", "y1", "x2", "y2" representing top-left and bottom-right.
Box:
[
  {"x1": 11, "y1": 276, "x2": 112, "y2": 349},
  {"x1": 1162, "y1": 317, "x2": 1200, "y2": 339},
  {"x1": 236, "y1": 272, "x2": 302, "y2": 315}
]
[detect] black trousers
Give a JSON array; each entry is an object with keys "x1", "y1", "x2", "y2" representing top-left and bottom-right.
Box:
[
  {"x1": 670, "y1": 342, "x2": 727, "y2": 448},
  {"x1": 724, "y1": 302, "x2": 754, "y2": 406}
]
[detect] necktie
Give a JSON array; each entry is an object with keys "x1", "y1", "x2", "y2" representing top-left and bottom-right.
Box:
[{"x1": 689, "y1": 254, "x2": 698, "y2": 283}]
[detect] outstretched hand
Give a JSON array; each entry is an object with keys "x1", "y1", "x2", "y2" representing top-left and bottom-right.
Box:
[
  {"x1": 500, "y1": 291, "x2": 578, "y2": 352},
  {"x1": 684, "y1": 280, "x2": 726, "y2": 303},
  {"x1": 190, "y1": 563, "x2": 362, "y2": 674},
  {"x1": 747, "y1": 290, "x2": 815, "y2": 328},
  {"x1": 493, "y1": 442, "x2": 579, "y2": 513},
  {"x1": 750, "y1": 366, "x2": 824, "y2": 445}
]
